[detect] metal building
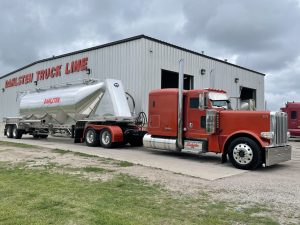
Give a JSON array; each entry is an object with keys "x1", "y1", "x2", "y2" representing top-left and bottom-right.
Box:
[{"x1": 0, "y1": 35, "x2": 265, "y2": 120}]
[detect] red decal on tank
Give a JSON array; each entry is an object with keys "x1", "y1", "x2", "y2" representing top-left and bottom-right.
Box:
[{"x1": 44, "y1": 97, "x2": 61, "y2": 105}]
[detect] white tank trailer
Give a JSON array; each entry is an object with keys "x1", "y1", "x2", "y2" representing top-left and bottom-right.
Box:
[{"x1": 4, "y1": 79, "x2": 146, "y2": 147}]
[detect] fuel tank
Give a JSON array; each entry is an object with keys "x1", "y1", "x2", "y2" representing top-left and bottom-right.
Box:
[{"x1": 19, "y1": 79, "x2": 132, "y2": 124}]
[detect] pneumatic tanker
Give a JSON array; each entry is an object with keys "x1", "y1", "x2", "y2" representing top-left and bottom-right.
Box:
[{"x1": 4, "y1": 79, "x2": 145, "y2": 147}]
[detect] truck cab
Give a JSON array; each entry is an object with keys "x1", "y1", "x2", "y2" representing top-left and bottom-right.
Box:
[
  {"x1": 281, "y1": 102, "x2": 300, "y2": 137},
  {"x1": 144, "y1": 88, "x2": 291, "y2": 170}
]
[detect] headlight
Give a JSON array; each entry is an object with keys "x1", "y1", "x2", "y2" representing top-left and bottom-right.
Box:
[
  {"x1": 287, "y1": 132, "x2": 290, "y2": 139},
  {"x1": 261, "y1": 132, "x2": 274, "y2": 139}
]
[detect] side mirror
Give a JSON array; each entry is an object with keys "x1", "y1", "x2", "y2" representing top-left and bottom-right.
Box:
[{"x1": 199, "y1": 93, "x2": 208, "y2": 109}]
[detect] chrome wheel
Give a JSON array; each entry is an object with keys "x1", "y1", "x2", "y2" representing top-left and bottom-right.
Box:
[
  {"x1": 85, "y1": 128, "x2": 99, "y2": 147},
  {"x1": 86, "y1": 129, "x2": 95, "y2": 144},
  {"x1": 232, "y1": 143, "x2": 253, "y2": 165},
  {"x1": 13, "y1": 127, "x2": 17, "y2": 138},
  {"x1": 101, "y1": 130, "x2": 111, "y2": 145},
  {"x1": 100, "y1": 129, "x2": 113, "y2": 148},
  {"x1": 6, "y1": 128, "x2": 11, "y2": 136},
  {"x1": 6, "y1": 126, "x2": 13, "y2": 138}
]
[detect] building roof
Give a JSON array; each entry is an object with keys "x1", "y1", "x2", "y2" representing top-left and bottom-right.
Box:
[{"x1": 0, "y1": 34, "x2": 265, "y2": 79}]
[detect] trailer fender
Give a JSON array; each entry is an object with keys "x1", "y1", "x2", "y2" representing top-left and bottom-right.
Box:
[
  {"x1": 221, "y1": 130, "x2": 268, "y2": 154},
  {"x1": 84, "y1": 125, "x2": 124, "y2": 143},
  {"x1": 106, "y1": 126, "x2": 124, "y2": 143}
]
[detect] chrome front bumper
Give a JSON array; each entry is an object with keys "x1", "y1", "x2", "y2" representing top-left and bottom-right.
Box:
[{"x1": 265, "y1": 145, "x2": 292, "y2": 166}]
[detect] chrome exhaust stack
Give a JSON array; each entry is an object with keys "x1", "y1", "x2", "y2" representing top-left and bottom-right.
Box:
[
  {"x1": 177, "y1": 59, "x2": 184, "y2": 150},
  {"x1": 143, "y1": 59, "x2": 185, "y2": 151}
]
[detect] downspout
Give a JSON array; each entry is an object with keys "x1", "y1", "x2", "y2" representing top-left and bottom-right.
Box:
[{"x1": 177, "y1": 59, "x2": 184, "y2": 150}]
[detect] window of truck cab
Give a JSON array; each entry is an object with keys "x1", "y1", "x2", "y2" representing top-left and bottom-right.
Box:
[
  {"x1": 291, "y1": 111, "x2": 297, "y2": 119},
  {"x1": 190, "y1": 98, "x2": 199, "y2": 109}
]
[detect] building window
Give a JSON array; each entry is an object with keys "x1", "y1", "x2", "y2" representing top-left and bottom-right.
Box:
[{"x1": 291, "y1": 111, "x2": 297, "y2": 119}]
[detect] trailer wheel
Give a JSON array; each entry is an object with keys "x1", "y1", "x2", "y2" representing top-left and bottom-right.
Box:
[
  {"x1": 228, "y1": 137, "x2": 262, "y2": 170},
  {"x1": 85, "y1": 128, "x2": 99, "y2": 147},
  {"x1": 99, "y1": 129, "x2": 113, "y2": 148},
  {"x1": 6, "y1": 126, "x2": 13, "y2": 138},
  {"x1": 12, "y1": 126, "x2": 22, "y2": 139}
]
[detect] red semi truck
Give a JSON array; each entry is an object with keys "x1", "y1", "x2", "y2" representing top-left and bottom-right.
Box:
[
  {"x1": 143, "y1": 60, "x2": 291, "y2": 170},
  {"x1": 281, "y1": 102, "x2": 300, "y2": 137}
]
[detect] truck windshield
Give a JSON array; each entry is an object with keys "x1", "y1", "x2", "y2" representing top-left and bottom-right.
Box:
[
  {"x1": 211, "y1": 100, "x2": 232, "y2": 109},
  {"x1": 208, "y1": 92, "x2": 231, "y2": 109}
]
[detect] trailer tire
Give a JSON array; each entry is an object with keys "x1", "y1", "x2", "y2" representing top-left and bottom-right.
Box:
[
  {"x1": 6, "y1": 126, "x2": 13, "y2": 138},
  {"x1": 12, "y1": 126, "x2": 22, "y2": 139},
  {"x1": 228, "y1": 137, "x2": 262, "y2": 170},
  {"x1": 85, "y1": 128, "x2": 99, "y2": 147},
  {"x1": 99, "y1": 129, "x2": 113, "y2": 148}
]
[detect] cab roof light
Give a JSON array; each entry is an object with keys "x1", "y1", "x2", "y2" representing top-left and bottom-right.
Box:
[{"x1": 204, "y1": 88, "x2": 226, "y2": 93}]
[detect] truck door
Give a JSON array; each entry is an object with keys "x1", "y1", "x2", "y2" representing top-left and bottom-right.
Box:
[
  {"x1": 290, "y1": 109, "x2": 298, "y2": 129},
  {"x1": 184, "y1": 93, "x2": 208, "y2": 139}
]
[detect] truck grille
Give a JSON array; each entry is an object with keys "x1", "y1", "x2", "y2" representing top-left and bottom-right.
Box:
[{"x1": 270, "y1": 112, "x2": 288, "y2": 146}]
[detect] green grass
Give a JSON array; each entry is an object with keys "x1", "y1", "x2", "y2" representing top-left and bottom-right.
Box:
[
  {"x1": 82, "y1": 166, "x2": 112, "y2": 173},
  {"x1": 117, "y1": 161, "x2": 134, "y2": 167},
  {"x1": 51, "y1": 148, "x2": 97, "y2": 158},
  {"x1": 0, "y1": 162, "x2": 279, "y2": 225},
  {"x1": 0, "y1": 141, "x2": 37, "y2": 149},
  {"x1": 51, "y1": 148, "x2": 72, "y2": 155},
  {"x1": 73, "y1": 151, "x2": 97, "y2": 158}
]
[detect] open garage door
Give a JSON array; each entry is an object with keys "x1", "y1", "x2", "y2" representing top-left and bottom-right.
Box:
[
  {"x1": 240, "y1": 87, "x2": 256, "y2": 109},
  {"x1": 161, "y1": 69, "x2": 194, "y2": 90}
]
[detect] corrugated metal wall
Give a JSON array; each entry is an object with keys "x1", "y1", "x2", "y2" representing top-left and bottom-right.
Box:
[{"x1": 0, "y1": 37, "x2": 264, "y2": 119}]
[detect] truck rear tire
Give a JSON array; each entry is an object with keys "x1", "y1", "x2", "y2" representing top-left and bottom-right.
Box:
[
  {"x1": 99, "y1": 129, "x2": 113, "y2": 148},
  {"x1": 228, "y1": 137, "x2": 262, "y2": 170},
  {"x1": 85, "y1": 128, "x2": 100, "y2": 147},
  {"x1": 12, "y1": 126, "x2": 22, "y2": 139},
  {"x1": 6, "y1": 126, "x2": 13, "y2": 138}
]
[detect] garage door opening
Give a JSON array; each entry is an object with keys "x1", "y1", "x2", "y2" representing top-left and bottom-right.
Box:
[
  {"x1": 240, "y1": 87, "x2": 256, "y2": 105},
  {"x1": 161, "y1": 69, "x2": 194, "y2": 90}
]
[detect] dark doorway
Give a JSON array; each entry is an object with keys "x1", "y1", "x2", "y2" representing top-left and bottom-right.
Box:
[
  {"x1": 240, "y1": 87, "x2": 256, "y2": 101},
  {"x1": 161, "y1": 69, "x2": 194, "y2": 90}
]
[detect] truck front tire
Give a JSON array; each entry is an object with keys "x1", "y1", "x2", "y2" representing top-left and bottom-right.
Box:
[
  {"x1": 85, "y1": 128, "x2": 100, "y2": 147},
  {"x1": 228, "y1": 137, "x2": 262, "y2": 170}
]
